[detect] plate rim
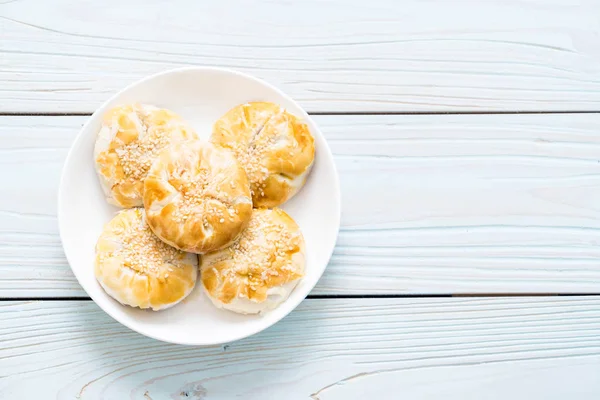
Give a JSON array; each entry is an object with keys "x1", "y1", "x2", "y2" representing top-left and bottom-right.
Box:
[{"x1": 57, "y1": 66, "x2": 341, "y2": 345}]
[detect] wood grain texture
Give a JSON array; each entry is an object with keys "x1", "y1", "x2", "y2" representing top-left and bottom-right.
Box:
[
  {"x1": 0, "y1": 298, "x2": 599, "y2": 399},
  {"x1": 2, "y1": 0, "x2": 600, "y2": 113},
  {"x1": 1, "y1": 114, "x2": 600, "y2": 297}
]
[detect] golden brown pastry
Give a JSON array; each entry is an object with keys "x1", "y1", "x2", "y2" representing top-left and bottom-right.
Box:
[
  {"x1": 94, "y1": 103, "x2": 198, "y2": 208},
  {"x1": 94, "y1": 208, "x2": 198, "y2": 311},
  {"x1": 143, "y1": 140, "x2": 253, "y2": 254},
  {"x1": 201, "y1": 208, "x2": 305, "y2": 314},
  {"x1": 211, "y1": 102, "x2": 315, "y2": 207}
]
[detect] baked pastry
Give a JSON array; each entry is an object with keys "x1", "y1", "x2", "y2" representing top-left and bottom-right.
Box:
[
  {"x1": 94, "y1": 103, "x2": 198, "y2": 208},
  {"x1": 143, "y1": 140, "x2": 253, "y2": 254},
  {"x1": 94, "y1": 208, "x2": 198, "y2": 311},
  {"x1": 201, "y1": 208, "x2": 305, "y2": 314},
  {"x1": 211, "y1": 102, "x2": 315, "y2": 207}
]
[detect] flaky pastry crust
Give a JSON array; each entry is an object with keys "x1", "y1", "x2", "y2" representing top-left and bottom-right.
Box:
[
  {"x1": 94, "y1": 208, "x2": 198, "y2": 311},
  {"x1": 144, "y1": 140, "x2": 252, "y2": 254},
  {"x1": 211, "y1": 102, "x2": 315, "y2": 207},
  {"x1": 94, "y1": 103, "x2": 197, "y2": 207},
  {"x1": 201, "y1": 208, "x2": 305, "y2": 314}
]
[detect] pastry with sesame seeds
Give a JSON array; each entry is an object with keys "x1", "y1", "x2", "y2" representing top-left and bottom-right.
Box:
[
  {"x1": 211, "y1": 102, "x2": 315, "y2": 207},
  {"x1": 200, "y1": 208, "x2": 305, "y2": 314},
  {"x1": 94, "y1": 103, "x2": 198, "y2": 208},
  {"x1": 94, "y1": 208, "x2": 198, "y2": 311},
  {"x1": 144, "y1": 140, "x2": 253, "y2": 254}
]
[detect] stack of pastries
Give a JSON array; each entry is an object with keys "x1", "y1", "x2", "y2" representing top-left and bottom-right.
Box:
[{"x1": 93, "y1": 102, "x2": 315, "y2": 314}]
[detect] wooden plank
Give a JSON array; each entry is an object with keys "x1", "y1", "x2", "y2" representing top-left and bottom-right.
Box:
[
  {"x1": 2, "y1": 0, "x2": 600, "y2": 113},
  {"x1": 0, "y1": 298, "x2": 599, "y2": 398},
  {"x1": 1, "y1": 114, "x2": 600, "y2": 297}
]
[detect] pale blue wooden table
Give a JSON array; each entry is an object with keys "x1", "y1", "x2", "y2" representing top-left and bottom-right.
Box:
[{"x1": 1, "y1": 0, "x2": 599, "y2": 398}]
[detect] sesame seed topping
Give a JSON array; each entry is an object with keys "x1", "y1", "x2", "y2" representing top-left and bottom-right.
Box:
[
  {"x1": 100, "y1": 210, "x2": 186, "y2": 276},
  {"x1": 217, "y1": 210, "x2": 302, "y2": 290},
  {"x1": 171, "y1": 168, "x2": 211, "y2": 224},
  {"x1": 111, "y1": 109, "x2": 185, "y2": 182},
  {"x1": 223, "y1": 112, "x2": 295, "y2": 199}
]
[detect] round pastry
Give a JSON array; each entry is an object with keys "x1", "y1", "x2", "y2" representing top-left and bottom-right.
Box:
[
  {"x1": 211, "y1": 102, "x2": 315, "y2": 207},
  {"x1": 94, "y1": 103, "x2": 198, "y2": 208},
  {"x1": 201, "y1": 208, "x2": 305, "y2": 314},
  {"x1": 143, "y1": 140, "x2": 253, "y2": 254},
  {"x1": 94, "y1": 208, "x2": 198, "y2": 311}
]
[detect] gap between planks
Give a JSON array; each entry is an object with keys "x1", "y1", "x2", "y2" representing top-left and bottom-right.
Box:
[
  {"x1": 2, "y1": 110, "x2": 600, "y2": 117},
  {"x1": 1, "y1": 293, "x2": 599, "y2": 301}
]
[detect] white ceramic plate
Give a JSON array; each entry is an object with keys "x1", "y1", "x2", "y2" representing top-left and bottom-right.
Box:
[{"x1": 58, "y1": 67, "x2": 340, "y2": 345}]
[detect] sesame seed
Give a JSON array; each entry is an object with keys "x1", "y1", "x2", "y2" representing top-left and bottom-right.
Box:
[
  {"x1": 101, "y1": 210, "x2": 186, "y2": 276},
  {"x1": 223, "y1": 111, "x2": 299, "y2": 202},
  {"x1": 111, "y1": 108, "x2": 184, "y2": 182},
  {"x1": 170, "y1": 169, "x2": 211, "y2": 224},
  {"x1": 217, "y1": 210, "x2": 302, "y2": 295}
]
